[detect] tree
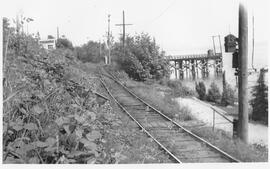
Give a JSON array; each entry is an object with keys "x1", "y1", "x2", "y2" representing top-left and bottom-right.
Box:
[
  {"x1": 221, "y1": 83, "x2": 235, "y2": 106},
  {"x1": 56, "y1": 38, "x2": 74, "y2": 50},
  {"x1": 75, "y1": 41, "x2": 104, "y2": 63},
  {"x1": 221, "y1": 71, "x2": 235, "y2": 106},
  {"x1": 112, "y1": 33, "x2": 170, "y2": 81},
  {"x1": 207, "y1": 82, "x2": 221, "y2": 103},
  {"x1": 250, "y1": 69, "x2": 268, "y2": 124},
  {"x1": 47, "y1": 35, "x2": 55, "y2": 39},
  {"x1": 195, "y1": 81, "x2": 206, "y2": 100}
]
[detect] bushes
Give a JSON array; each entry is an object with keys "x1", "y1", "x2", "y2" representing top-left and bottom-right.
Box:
[
  {"x1": 56, "y1": 38, "x2": 74, "y2": 50},
  {"x1": 112, "y1": 33, "x2": 170, "y2": 81},
  {"x1": 75, "y1": 41, "x2": 105, "y2": 63},
  {"x1": 195, "y1": 81, "x2": 234, "y2": 106},
  {"x1": 167, "y1": 80, "x2": 195, "y2": 97},
  {"x1": 2, "y1": 18, "x2": 112, "y2": 164},
  {"x1": 221, "y1": 83, "x2": 235, "y2": 106},
  {"x1": 195, "y1": 81, "x2": 206, "y2": 100},
  {"x1": 207, "y1": 82, "x2": 221, "y2": 102}
]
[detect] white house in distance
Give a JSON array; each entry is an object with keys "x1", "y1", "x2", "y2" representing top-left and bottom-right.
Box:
[{"x1": 39, "y1": 38, "x2": 56, "y2": 50}]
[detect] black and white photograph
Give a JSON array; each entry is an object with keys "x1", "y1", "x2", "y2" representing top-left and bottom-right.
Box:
[{"x1": 1, "y1": 0, "x2": 269, "y2": 166}]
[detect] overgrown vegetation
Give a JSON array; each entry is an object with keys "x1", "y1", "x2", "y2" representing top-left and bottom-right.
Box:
[
  {"x1": 250, "y1": 69, "x2": 268, "y2": 124},
  {"x1": 75, "y1": 41, "x2": 105, "y2": 63},
  {"x1": 2, "y1": 17, "x2": 114, "y2": 164},
  {"x1": 165, "y1": 80, "x2": 195, "y2": 97},
  {"x1": 220, "y1": 71, "x2": 235, "y2": 106},
  {"x1": 56, "y1": 38, "x2": 74, "y2": 50},
  {"x1": 195, "y1": 81, "x2": 206, "y2": 100},
  {"x1": 221, "y1": 83, "x2": 235, "y2": 106},
  {"x1": 206, "y1": 82, "x2": 221, "y2": 103},
  {"x1": 112, "y1": 33, "x2": 170, "y2": 81}
]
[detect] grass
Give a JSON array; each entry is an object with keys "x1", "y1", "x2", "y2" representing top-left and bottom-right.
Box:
[
  {"x1": 191, "y1": 127, "x2": 268, "y2": 162},
  {"x1": 119, "y1": 76, "x2": 193, "y2": 121}
]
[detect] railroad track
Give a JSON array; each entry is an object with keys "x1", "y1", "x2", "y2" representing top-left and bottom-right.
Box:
[{"x1": 98, "y1": 67, "x2": 240, "y2": 163}]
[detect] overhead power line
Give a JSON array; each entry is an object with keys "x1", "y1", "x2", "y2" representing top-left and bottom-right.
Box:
[{"x1": 144, "y1": 0, "x2": 177, "y2": 28}]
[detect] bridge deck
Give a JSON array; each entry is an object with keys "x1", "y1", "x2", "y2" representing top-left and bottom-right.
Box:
[{"x1": 166, "y1": 53, "x2": 222, "y2": 61}]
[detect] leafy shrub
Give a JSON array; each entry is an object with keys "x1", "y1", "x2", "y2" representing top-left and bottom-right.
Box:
[
  {"x1": 75, "y1": 41, "x2": 105, "y2": 63},
  {"x1": 167, "y1": 80, "x2": 181, "y2": 89},
  {"x1": 207, "y1": 82, "x2": 221, "y2": 103},
  {"x1": 167, "y1": 80, "x2": 195, "y2": 97},
  {"x1": 221, "y1": 83, "x2": 235, "y2": 106},
  {"x1": 195, "y1": 81, "x2": 206, "y2": 100},
  {"x1": 2, "y1": 18, "x2": 111, "y2": 164},
  {"x1": 175, "y1": 105, "x2": 193, "y2": 121},
  {"x1": 112, "y1": 33, "x2": 170, "y2": 81},
  {"x1": 56, "y1": 38, "x2": 74, "y2": 50}
]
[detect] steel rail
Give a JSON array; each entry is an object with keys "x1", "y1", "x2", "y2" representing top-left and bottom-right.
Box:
[
  {"x1": 98, "y1": 71, "x2": 183, "y2": 163},
  {"x1": 103, "y1": 68, "x2": 241, "y2": 163}
]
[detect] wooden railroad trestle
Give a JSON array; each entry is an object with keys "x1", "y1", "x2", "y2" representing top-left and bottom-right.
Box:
[{"x1": 166, "y1": 53, "x2": 223, "y2": 79}]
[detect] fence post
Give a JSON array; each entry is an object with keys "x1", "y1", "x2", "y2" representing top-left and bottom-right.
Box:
[
  {"x1": 233, "y1": 119, "x2": 238, "y2": 138},
  {"x1": 212, "y1": 109, "x2": 215, "y2": 131}
]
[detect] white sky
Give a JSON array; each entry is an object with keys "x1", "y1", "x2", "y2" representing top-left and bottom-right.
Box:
[{"x1": 1, "y1": 0, "x2": 269, "y2": 57}]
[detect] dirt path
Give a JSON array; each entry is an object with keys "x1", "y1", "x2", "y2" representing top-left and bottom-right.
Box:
[{"x1": 175, "y1": 97, "x2": 268, "y2": 147}]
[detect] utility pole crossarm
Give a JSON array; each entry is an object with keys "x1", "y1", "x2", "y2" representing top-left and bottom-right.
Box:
[
  {"x1": 115, "y1": 24, "x2": 133, "y2": 26},
  {"x1": 115, "y1": 10, "x2": 133, "y2": 51}
]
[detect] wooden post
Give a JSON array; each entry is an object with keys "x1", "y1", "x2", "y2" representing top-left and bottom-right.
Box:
[
  {"x1": 185, "y1": 60, "x2": 188, "y2": 79},
  {"x1": 201, "y1": 59, "x2": 205, "y2": 78},
  {"x1": 196, "y1": 60, "x2": 199, "y2": 78},
  {"x1": 175, "y1": 61, "x2": 177, "y2": 79},
  {"x1": 107, "y1": 14, "x2": 111, "y2": 64},
  {"x1": 206, "y1": 59, "x2": 209, "y2": 77},
  {"x1": 238, "y1": 1, "x2": 249, "y2": 143},
  {"x1": 191, "y1": 59, "x2": 195, "y2": 79},
  {"x1": 115, "y1": 11, "x2": 133, "y2": 57},
  {"x1": 179, "y1": 60, "x2": 183, "y2": 79},
  {"x1": 213, "y1": 109, "x2": 215, "y2": 131}
]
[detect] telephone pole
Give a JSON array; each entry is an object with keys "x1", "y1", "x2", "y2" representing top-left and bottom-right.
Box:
[
  {"x1": 115, "y1": 10, "x2": 133, "y2": 54},
  {"x1": 57, "y1": 27, "x2": 59, "y2": 40},
  {"x1": 107, "y1": 14, "x2": 111, "y2": 64},
  {"x1": 238, "y1": 1, "x2": 249, "y2": 143}
]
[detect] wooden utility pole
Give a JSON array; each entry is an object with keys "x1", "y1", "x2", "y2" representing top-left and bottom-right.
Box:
[
  {"x1": 238, "y1": 1, "x2": 249, "y2": 143},
  {"x1": 212, "y1": 36, "x2": 216, "y2": 54},
  {"x1": 115, "y1": 10, "x2": 132, "y2": 54},
  {"x1": 57, "y1": 27, "x2": 59, "y2": 40},
  {"x1": 99, "y1": 39, "x2": 102, "y2": 58},
  {"x1": 107, "y1": 14, "x2": 111, "y2": 64}
]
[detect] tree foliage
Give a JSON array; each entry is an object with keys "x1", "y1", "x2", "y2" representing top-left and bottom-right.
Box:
[
  {"x1": 56, "y1": 38, "x2": 74, "y2": 50},
  {"x1": 207, "y1": 82, "x2": 221, "y2": 103},
  {"x1": 195, "y1": 81, "x2": 206, "y2": 100},
  {"x1": 220, "y1": 71, "x2": 235, "y2": 106},
  {"x1": 112, "y1": 33, "x2": 170, "y2": 81},
  {"x1": 47, "y1": 35, "x2": 55, "y2": 39},
  {"x1": 250, "y1": 69, "x2": 268, "y2": 124},
  {"x1": 75, "y1": 41, "x2": 104, "y2": 63}
]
